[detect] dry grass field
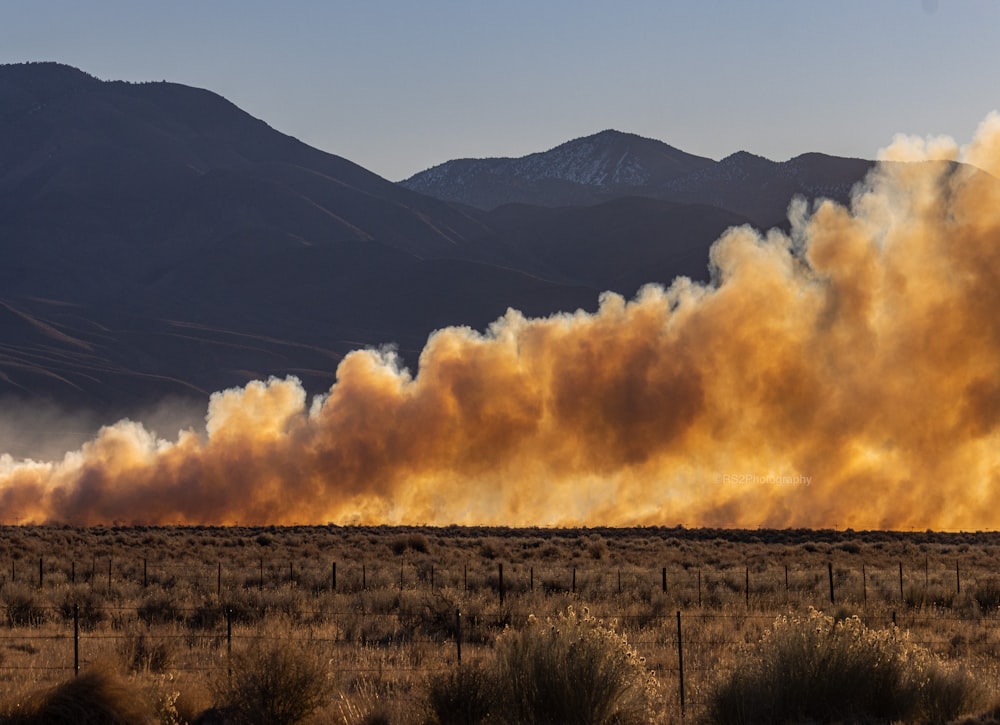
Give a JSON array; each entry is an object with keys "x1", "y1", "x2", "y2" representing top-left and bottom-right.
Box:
[{"x1": 2, "y1": 525, "x2": 1000, "y2": 723}]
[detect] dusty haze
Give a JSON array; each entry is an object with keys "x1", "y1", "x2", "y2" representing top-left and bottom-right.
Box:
[{"x1": 2, "y1": 114, "x2": 999, "y2": 528}]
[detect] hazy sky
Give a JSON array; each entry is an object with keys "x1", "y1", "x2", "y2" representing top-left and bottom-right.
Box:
[{"x1": 2, "y1": 1, "x2": 998, "y2": 180}]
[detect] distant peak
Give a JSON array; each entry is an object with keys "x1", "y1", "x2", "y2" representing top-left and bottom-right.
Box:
[
  {"x1": 720, "y1": 150, "x2": 772, "y2": 165},
  {"x1": 0, "y1": 61, "x2": 100, "y2": 83}
]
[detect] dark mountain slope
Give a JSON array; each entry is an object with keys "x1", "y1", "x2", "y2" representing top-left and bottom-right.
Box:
[
  {"x1": 483, "y1": 197, "x2": 754, "y2": 294},
  {"x1": 0, "y1": 63, "x2": 594, "y2": 409}
]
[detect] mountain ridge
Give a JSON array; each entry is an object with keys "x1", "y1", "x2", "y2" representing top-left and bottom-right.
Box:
[
  {"x1": 0, "y1": 62, "x2": 878, "y2": 416},
  {"x1": 400, "y1": 130, "x2": 876, "y2": 228}
]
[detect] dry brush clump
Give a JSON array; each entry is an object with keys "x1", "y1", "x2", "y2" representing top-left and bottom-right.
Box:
[
  {"x1": 705, "y1": 607, "x2": 986, "y2": 724},
  {"x1": 0, "y1": 663, "x2": 154, "y2": 724},
  {"x1": 425, "y1": 605, "x2": 658, "y2": 725},
  {"x1": 209, "y1": 633, "x2": 331, "y2": 725}
]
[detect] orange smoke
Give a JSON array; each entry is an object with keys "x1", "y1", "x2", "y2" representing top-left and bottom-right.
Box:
[{"x1": 3, "y1": 114, "x2": 1000, "y2": 528}]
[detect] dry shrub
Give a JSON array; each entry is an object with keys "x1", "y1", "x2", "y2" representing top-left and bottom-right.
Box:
[
  {"x1": 57, "y1": 586, "x2": 106, "y2": 630},
  {"x1": 210, "y1": 636, "x2": 329, "y2": 725},
  {"x1": 424, "y1": 662, "x2": 493, "y2": 725},
  {"x1": 706, "y1": 607, "x2": 985, "y2": 724},
  {"x1": 117, "y1": 627, "x2": 175, "y2": 673},
  {"x1": 0, "y1": 663, "x2": 153, "y2": 724},
  {"x1": 337, "y1": 677, "x2": 394, "y2": 725},
  {"x1": 2, "y1": 586, "x2": 45, "y2": 627},
  {"x1": 489, "y1": 605, "x2": 657, "y2": 725}
]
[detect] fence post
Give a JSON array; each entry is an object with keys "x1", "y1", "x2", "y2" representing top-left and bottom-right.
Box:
[
  {"x1": 38, "y1": 557, "x2": 43, "y2": 589},
  {"x1": 226, "y1": 608, "x2": 233, "y2": 679},
  {"x1": 862, "y1": 564, "x2": 867, "y2": 608},
  {"x1": 362, "y1": 564, "x2": 367, "y2": 591},
  {"x1": 71, "y1": 561, "x2": 75, "y2": 585},
  {"x1": 107, "y1": 558, "x2": 112, "y2": 596},
  {"x1": 572, "y1": 566, "x2": 576, "y2": 594},
  {"x1": 217, "y1": 562, "x2": 222, "y2": 597},
  {"x1": 898, "y1": 562, "x2": 904, "y2": 601},
  {"x1": 455, "y1": 609, "x2": 462, "y2": 665},
  {"x1": 332, "y1": 562, "x2": 337, "y2": 592},
  {"x1": 676, "y1": 611, "x2": 685, "y2": 719},
  {"x1": 828, "y1": 562, "x2": 835, "y2": 604},
  {"x1": 143, "y1": 558, "x2": 148, "y2": 588},
  {"x1": 784, "y1": 564, "x2": 789, "y2": 602},
  {"x1": 498, "y1": 563, "x2": 504, "y2": 604},
  {"x1": 73, "y1": 603, "x2": 80, "y2": 677},
  {"x1": 698, "y1": 570, "x2": 702, "y2": 608},
  {"x1": 662, "y1": 567, "x2": 667, "y2": 594},
  {"x1": 956, "y1": 561, "x2": 960, "y2": 594},
  {"x1": 745, "y1": 566, "x2": 750, "y2": 609}
]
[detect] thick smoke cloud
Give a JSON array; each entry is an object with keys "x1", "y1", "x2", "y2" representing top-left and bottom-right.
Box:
[{"x1": 3, "y1": 114, "x2": 1000, "y2": 528}]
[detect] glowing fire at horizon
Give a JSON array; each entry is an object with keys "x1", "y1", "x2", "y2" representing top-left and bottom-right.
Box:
[{"x1": 3, "y1": 113, "x2": 1000, "y2": 529}]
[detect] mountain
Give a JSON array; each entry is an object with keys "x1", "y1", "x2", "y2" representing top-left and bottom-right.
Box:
[
  {"x1": 400, "y1": 130, "x2": 716, "y2": 209},
  {"x1": 0, "y1": 62, "x2": 882, "y2": 416},
  {"x1": 0, "y1": 63, "x2": 596, "y2": 410},
  {"x1": 401, "y1": 131, "x2": 876, "y2": 228}
]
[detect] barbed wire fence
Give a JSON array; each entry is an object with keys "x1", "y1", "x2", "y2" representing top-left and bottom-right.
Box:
[{"x1": 2, "y1": 558, "x2": 1000, "y2": 722}]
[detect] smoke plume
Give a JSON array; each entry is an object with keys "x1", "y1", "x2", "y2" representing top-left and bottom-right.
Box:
[{"x1": 3, "y1": 114, "x2": 1000, "y2": 528}]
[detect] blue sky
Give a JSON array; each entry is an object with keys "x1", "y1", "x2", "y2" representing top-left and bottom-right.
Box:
[{"x1": 3, "y1": 1, "x2": 998, "y2": 180}]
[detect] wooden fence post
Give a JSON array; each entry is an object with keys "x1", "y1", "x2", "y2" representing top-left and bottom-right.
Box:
[
  {"x1": 226, "y1": 608, "x2": 233, "y2": 679},
  {"x1": 73, "y1": 604, "x2": 79, "y2": 677},
  {"x1": 676, "y1": 611, "x2": 685, "y2": 719},
  {"x1": 828, "y1": 562, "x2": 835, "y2": 604}
]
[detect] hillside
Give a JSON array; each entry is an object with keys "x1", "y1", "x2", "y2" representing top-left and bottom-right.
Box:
[{"x1": 0, "y1": 63, "x2": 595, "y2": 410}]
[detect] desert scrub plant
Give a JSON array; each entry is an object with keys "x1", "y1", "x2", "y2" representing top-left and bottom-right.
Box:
[
  {"x1": 424, "y1": 661, "x2": 494, "y2": 725},
  {"x1": 0, "y1": 663, "x2": 154, "y2": 724},
  {"x1": 2, "y1": 585, "x2": 46, "y2": 627},
  {"x1": 490, "y1": 605, "x2": 658, "y2": 725},
  {"x1": 210, "y1": 635, "x2": 330, "y2": 725},
  {"x1": 705, "y1": 607, "x2": 985, "y2": 724}
]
